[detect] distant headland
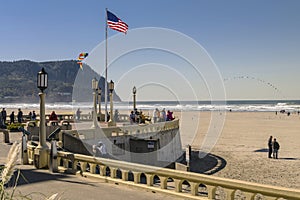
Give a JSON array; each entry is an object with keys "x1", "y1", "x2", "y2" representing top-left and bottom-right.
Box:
[{"x1": 0, "y1": 60, "x2": 121, "y2": 103}]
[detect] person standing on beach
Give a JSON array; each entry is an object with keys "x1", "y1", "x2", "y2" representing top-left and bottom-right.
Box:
[
  {"x1": 1, "y1": 108, "x2": 7, "y2": 124},
  {"x1": 273, "y1": 138, "x2": 280, "y2": 159},
  {"x1": 28, "y1": 111, "x2": 32, "y2": 120},
  {"x1": 32, "y1": 111, "x2": 36, "y2": 120},
  {"x1": 10, "y1": 111, "x2": 15, "y2": 124},
  {"x1": 76, "y1": 108, "x2": 81, "y2": 120},
  {"x1": 130, "y1": 111, "x2": 135, "y2": 124},
  {"x1": 0, "y1": 114, "x2": 4, "y2": 128},
  {"x1": 17, "y1": 108, "x2": 23, "y2": 123},
  {"x1": 153, "y1": 108, "x2": 159, "y2": 123},
  {"x1": 268, "y1": 136, "x2": 273, "y2": 158},
  {"x1": 161, "y1": 108, "x2": 166, "y2": 121}
]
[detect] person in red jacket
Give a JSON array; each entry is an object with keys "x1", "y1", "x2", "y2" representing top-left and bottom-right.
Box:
[
  {"x1": 166, "y1": 110, "x2": 175, "y2": 121},
  {"x1": 49, "y1": 111, "x2": 58, "y2": 121}
]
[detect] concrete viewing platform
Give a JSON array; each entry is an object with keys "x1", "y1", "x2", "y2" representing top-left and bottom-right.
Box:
[{"x1": 1, "y1": 131, "x2": 181, "y2": 200}]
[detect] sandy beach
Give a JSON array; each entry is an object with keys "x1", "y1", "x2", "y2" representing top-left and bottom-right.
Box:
[
  {"x1": 2, "y1": 108, "x2": 299, "y2": 190},
  {"x1": 176, "y1": 111, "x2": 300, "y2": 189}
]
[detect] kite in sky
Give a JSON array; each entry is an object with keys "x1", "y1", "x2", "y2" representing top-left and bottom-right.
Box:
[{"x1": 77, "y1": 52, "x2": 88, "y2": 70}]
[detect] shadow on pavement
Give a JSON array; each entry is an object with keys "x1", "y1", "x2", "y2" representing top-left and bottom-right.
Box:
[{"x1": 7, "y1": 168, "x2": 97, "y2": 188}]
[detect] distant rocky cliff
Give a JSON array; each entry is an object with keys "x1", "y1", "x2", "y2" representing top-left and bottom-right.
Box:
[{"x1": 0, "y1": 60, "x2": 121, "y2": 103}]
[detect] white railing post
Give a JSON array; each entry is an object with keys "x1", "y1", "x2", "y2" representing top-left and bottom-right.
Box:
[
  {"x1": 174, "y1": 179, "x2": 182, "y2": 192},
  {"x1": 160, "y1": 176, "x2": 168, "y2": 189},
  {"x1": 122, "y1": 170, "x2": 129, "y2": 181},
  {"x1": 133, "y1": 172, "x2": 141, "y2": 184}
]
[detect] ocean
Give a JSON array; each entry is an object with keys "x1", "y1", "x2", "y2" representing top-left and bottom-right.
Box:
[{"x1": 0, "y1": 100, "x2": 300, "y2": 113}]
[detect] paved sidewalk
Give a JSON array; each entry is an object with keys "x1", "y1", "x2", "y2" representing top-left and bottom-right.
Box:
[{"x1": 1, "y1": 132, "x2": 182, "y2": 200}]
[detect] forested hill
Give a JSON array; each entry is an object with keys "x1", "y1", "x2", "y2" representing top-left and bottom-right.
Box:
[{"x1": 0, "y1": 60, "x2": 121, "y2": 103}]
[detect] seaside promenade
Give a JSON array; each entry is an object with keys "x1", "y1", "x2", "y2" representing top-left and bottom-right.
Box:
[
  {"x1": 1, "y1": 111, "x2": 300, "y2": 199},
  {"x1": 0, "y1": 131, "x2": 181, "y2": 200}
]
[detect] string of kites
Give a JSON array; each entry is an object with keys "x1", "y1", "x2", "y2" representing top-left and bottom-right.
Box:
[
  {"x1": 75, "y1": 57, "x2": 281, "y2": 94},
  {"x1": 224, "y1": 76, "x2": 281, "y2": 93}
]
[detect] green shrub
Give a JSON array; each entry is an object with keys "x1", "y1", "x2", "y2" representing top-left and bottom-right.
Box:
[{"x1": 6, "y1": 123, "x2": 25, "y2": 132}]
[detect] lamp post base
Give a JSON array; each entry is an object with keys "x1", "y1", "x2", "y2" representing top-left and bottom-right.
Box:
[{"x1": 34, "y1": 146, "x2": 49, "y2": 169}]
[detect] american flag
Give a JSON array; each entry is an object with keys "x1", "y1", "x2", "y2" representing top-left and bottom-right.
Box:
[{"x1": 107, "y1": 10, "x2": 128, "y2": 33}]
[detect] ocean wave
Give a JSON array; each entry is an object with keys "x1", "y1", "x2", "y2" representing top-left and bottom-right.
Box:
[{"x1": 1, "y1": 100, "x2": 300, "y2": 112}]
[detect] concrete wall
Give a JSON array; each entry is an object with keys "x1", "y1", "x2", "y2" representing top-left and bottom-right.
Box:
[{"x1": 61, "y1": 121, "x2": 183, "y2": 167}]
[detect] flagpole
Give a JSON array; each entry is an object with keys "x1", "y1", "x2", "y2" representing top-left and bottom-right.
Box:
[{"x1": 104, "y1": 8, "x2": 108, "y2": 122}]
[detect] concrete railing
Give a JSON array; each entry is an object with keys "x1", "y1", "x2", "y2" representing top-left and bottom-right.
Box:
[
  {"x1": 51, "y1": 151, "x2": 300, "y2": 200},
  {"x1": 70, "y1": 119, "x2": 180, "y2": 140},
  {"x1": 120, "y1": 119, "x2": 179, "y2": 135}
]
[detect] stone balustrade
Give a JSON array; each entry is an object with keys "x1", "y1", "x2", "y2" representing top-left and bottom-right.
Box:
[
  {"x1": 49, "y1": 151, "x2": 299, "y2": 200},
  {"x1": 119, "y1": 119, "x2": 179, "y2": 135},
  {"x1": 24, "y1": 118, "x2": 299, "y2": 200},
  {"x1": 72, "y1": 119, "x2": 180, "y2": 139}
]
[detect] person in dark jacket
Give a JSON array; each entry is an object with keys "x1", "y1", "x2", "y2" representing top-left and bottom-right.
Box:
[
  {"x1": 17, "y1": 108, "x2": 23, "y2": 123},
  {"x1": 268, "y1": 136, "x2": 273, "y2": 158},
  {"x1": 32, "y1": 111, "x2": 37, "y2": 120},
  {"x1": 10, "y1": 111, "x2": 15, "y2": 124},
  {"x1": 273, "y1": 138, "x2": 280, "y2": 159},
  {"x1": 1, "y1": 108, "x2": 7, "y2": 124}
]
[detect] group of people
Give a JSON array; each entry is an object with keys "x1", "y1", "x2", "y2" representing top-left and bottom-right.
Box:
[
  {"x1": 153, "y1": 108, "x2": 174, "y2": 123},
  {"x1": 28, "y1": 110, "x2": 37, "y2": 121},
  {"x1": 268, "y1": 136, "x2": 280, "y2": 159},
  {"x1": 0, "y1": 108, "x2": 25, "y2": 125},
  {"x1": 130, "y1": 108, "x2": 149, "y2": 124},
  {"x1": 129, "y1": 108, "x2": 175, "y2": 124}
]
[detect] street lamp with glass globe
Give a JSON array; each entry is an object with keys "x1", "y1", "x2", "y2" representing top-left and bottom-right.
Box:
[
  {"x1": 133, "y1": 86, "x2": 137, "y2": 110},
  {"x1": 34, "y1": 67, "x2": 49, "y2": 169}
]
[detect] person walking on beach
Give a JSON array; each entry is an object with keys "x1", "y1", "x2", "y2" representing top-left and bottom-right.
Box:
[
  {"x1": 268, "y1": 136, "x2": 273, "y2": 158},
  {"x1": 76, "y1": 108, "x2": 81, "y2": 120},
  {"x1": 10, "y1": 111, "x2": 15, "y2": 124},
  {"x1": 17, "y1": 108, "x2": 23, "y2": 123},
  {"x1": 1, "y1": 108, "x2": 7, "y2": 124},
  {"x1": 273, "y1": 138, "x2": 280, "y2": 159}
]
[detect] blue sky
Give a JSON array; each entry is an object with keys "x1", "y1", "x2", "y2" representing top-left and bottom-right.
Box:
[{"x1": 1, "y1": 0, "x2": 300, "y2": 100}]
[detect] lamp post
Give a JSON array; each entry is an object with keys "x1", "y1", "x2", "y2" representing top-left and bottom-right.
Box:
[
  {"x1": 133, "y1": 86, "x2": 137, "y2": 110},
  {"x1": 34, "y1": 67, "x2": 49, "y2": 169},
  {"x1": 108, "y1": 80, "x2": 115, "y2": 126},
  {"x1": 98, "y1": 87, "x2": 102, "y2": 121},
  {"x1": 91, "y1": 78, "x2": 98, "y2": 128}
]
